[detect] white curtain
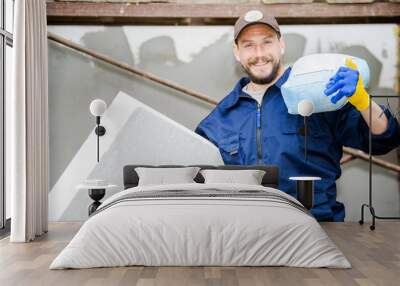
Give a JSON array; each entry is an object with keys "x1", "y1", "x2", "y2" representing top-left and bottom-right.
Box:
[{"x1": 8, "y1": 0, "x2": 49, "y2": 242}]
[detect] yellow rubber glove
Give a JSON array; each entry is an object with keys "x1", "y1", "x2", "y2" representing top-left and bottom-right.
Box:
[
  {"x1": 345, "y1": 58, "x2": 370, "y2": 111},
  {"x1": 324, "y1": 57, "x2": 370, "y2": 111}
]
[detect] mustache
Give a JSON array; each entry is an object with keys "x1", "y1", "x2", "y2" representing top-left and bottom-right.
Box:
[{"x1": 248, "y1": 57, "x2": 272, "y2": 65}]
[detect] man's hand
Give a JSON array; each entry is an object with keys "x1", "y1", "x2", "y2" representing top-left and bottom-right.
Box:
[{"x1": 324, "y1": 58, "x2": 370, "y2": 111}]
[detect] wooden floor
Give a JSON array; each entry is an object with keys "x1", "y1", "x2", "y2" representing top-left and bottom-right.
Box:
[{"x1": 0, "y1": 222, "x2": 399, "y2": 286}]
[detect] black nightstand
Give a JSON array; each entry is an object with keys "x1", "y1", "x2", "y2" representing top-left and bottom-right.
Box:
[
  {"x1": 289, "y1": 176, "x2": 321, "y2": 210},
  {"x1": 77, "y1": 182, "x2": 118, "y2": 216},
  {"x1": 88, "y1": 188, "x2": 106, "y2": 215}
]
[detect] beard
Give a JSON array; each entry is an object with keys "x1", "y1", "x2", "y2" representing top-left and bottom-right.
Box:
[{"x1": 242, "y1": 56, "x2": 281, "y2": 85}]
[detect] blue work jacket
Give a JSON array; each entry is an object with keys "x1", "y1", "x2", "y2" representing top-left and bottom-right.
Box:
[{"x1": 195, "y1": 67, "x2": 400, "y2": 221}]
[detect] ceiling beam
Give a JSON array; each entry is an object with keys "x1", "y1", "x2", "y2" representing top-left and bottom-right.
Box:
[{"x1": 47, "y1": 2, "x2": 400, "y2": 25}]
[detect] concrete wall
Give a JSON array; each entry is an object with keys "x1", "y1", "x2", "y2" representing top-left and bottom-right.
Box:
[{"x1": 48, "y1": 24, "x2": 399, "y2": 222}]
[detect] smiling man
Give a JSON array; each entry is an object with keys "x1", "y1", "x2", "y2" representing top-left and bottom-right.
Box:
[{"x1": 195, "y1": 10, "x2": 400, "y2": 222}]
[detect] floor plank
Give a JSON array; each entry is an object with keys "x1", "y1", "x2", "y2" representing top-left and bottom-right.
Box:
[{"x1": 0, "y1": 222, "x2": 399, "y2": 286}]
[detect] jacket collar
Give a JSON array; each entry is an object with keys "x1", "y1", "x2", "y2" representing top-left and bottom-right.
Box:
[{"x1": 221, "y1": 66, "x2": 292, "y2": 110}]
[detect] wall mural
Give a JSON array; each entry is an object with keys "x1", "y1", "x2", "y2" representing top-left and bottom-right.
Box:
[{"x1": 48, "y1": 24, "x2": 399, "y2": 221}]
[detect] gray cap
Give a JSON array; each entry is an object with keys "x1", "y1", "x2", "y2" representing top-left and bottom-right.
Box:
[{"x1": 234, "y1": 10, "x2": 280, "y2": 42}]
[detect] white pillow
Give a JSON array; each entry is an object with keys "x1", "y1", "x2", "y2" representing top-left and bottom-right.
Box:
[
  {"x1": 200, "y1": 169, "x2": 266, "y2": 185},
  {"x1": 135, "y1": 167, "x2": 200, "y2": 186}
]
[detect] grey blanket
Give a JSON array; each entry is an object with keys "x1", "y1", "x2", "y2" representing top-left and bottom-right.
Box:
[{"x1": 92, "y1": 188, "x2": 310, "y2": 217}]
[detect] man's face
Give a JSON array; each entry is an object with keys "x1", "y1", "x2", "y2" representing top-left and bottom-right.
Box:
[{"x1": 233, "y1": 24, "x2": 285, "y2": 85}]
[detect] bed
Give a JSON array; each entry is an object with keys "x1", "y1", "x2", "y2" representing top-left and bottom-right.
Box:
[{"x1": 50, "y1": 165, "x2": 351, "y2": 269}]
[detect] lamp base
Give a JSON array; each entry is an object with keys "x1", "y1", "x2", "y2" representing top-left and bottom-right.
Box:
[{"x1": 95, "y1": 125, "x2": 106, "y2": 136}]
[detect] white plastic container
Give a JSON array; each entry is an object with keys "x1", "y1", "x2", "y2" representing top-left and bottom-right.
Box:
[{"x1": 281, "y1": 53, "x2": 370, "y2": 114}]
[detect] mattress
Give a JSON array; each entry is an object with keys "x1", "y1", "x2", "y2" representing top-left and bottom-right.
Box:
[{"x1": 50, "y1": 183, "x2": 351, "y2": 269}]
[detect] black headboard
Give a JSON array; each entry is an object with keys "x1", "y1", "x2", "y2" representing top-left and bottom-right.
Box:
[{"x1": 123, "y1": 165, "x2": 279, "y2": 189}]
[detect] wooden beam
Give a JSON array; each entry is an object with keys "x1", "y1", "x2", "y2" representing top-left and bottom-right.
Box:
[
  {"x1": 47, "y1": 2, "x2": 400, "y2": 25},
  {"x1": 343, "y1": 147, "x2": 400, "y2": 173},
  {"x1": 340, "y1": 154, "x2": 355, "y2": 165},
  {"x1": 47, "y1": 31, "x2": 218, "y2": 106}
]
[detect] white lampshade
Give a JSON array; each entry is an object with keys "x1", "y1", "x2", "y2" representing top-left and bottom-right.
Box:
[
  {"x1": 298, "y1": 99, "x2": 314, "y2": 117},
  {"x1": 89, "y1": 99, "x2": 107, "y2": 116}
]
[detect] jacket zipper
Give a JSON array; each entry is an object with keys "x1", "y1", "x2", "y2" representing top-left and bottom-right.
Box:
[
  {"x1": 241, "y1": 92, "x2": 264, "y2": 165},
  {"x1": 256, "y1": 103, "x2": 263, "y2": 164}
]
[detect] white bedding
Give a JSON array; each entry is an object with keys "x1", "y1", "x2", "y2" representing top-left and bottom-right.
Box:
[{"x1": 50, "y1": 183, "x2": 351, "y2": 269}]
